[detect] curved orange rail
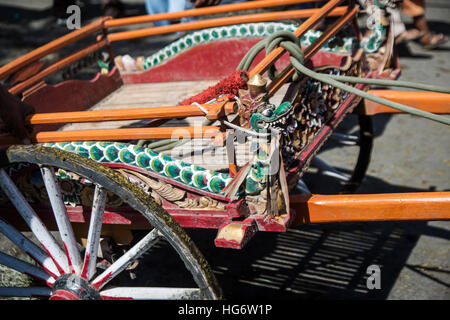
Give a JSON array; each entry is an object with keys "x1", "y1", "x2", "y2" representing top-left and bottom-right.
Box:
[
  {"x1": 105, "y1": 0, "x2": 324, "y2": 28},
  {"x1": 107, "y1": 6, "x2": 348, "y2": 43},
  {"x1": 9, "y1": 39, "x2": 108, "y2": 95},
  {"x1": 248, "y1": 0, "x2": 345, "y2": 78},
  {"x1": 0, "y1": 18, "x2": 110, "y2": 81}
]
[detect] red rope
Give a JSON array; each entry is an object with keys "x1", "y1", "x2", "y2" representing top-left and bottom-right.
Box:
[{"x1": 178, "y1": 70, "x2": 248, "y2": 105}]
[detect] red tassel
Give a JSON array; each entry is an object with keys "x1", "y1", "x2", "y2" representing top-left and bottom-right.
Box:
[{"x1": 178, "y1": 70, "x2": 249, "y2": 105}]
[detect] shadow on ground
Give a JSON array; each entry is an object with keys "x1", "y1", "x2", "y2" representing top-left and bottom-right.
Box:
[{"x1": 184, "y1": 176, "x2": 449, "y2": 300}]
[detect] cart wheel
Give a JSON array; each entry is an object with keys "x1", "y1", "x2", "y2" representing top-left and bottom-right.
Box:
[
  {"x1": 303, "y1": 114, "x2": 373, "y2": 194},
  {"x1": 0, "y1": 145, "x2": 222, "y2": 300}
]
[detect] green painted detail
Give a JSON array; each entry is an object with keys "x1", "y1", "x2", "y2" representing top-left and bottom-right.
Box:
[
  {"x1": 360, "y1": 1, "x2": 389, "y2": 53},
  {"x1": 43, "y1": 141, "x2": 274, "y2": 196},
  {"x1": 142, "y1": 23, "x2": 358, "y2": 70},
  {"x1": 89, "y1": 145, "x2": 103, "y2": 161},
  {"x1": 250, "y1": 101, "x2": 293, "y2": 132},
  {"x1": 97, "y1": 60, "x2": 109, "y2": 71},
  {"x1": 43, "y1": 142, "x2": 235, "y2": 194},
  {"x1": 209, "y1": 176, "x2": 226, "y2": 194}
]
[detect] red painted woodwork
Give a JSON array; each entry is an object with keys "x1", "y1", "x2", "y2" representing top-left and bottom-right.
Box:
[
  {"x1": 21, "y1": 67, "x2": 123, "y2": 132},
  {"x1": 122, "y1": 38, "x2": 272, "y2": 83},
  {"x1": 214, "y1": 220, "x2": 258, "y2": 249},
  {"x1": 286, "y1": 83, "x2": 365, "y2": 183},
  {"x1": 121, "y1": 38, "x2": 353, "y2": 84},
  {"x1": 49, "y1": 290, "x2": 81, "y2": 300}
]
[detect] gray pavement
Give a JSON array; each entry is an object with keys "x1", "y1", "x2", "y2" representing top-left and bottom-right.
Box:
[{"x1": 0, "y1": 0, "x2": 448, "y2": 300}]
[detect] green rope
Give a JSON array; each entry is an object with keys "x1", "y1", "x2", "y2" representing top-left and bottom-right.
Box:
[
  {"x1": 138, "y1": 118, "x2": 214, "y2": 151},
  {"x1": 141, "y1": 139, "x2": 176, "y2": 149},
  {"x1": 293, "y1": 61, "x2": 450, "y2": 125},
  {"x1": 153, "y1": 139, "x2": 187, "y2": 152},
  {"x1": 238, "y1": 30, "x2": 450, "y2": 126},
  {"x1": 326, "y1": 75, "x2": 450, "y2": 94}
]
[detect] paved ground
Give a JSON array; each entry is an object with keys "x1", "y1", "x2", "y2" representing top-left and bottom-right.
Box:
[{"x1": 0, "y1": 0, "x2": 448, "y2": 300}]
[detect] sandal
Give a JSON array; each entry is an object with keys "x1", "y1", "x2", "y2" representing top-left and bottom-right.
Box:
[{"x1": 417, "y1": 32, "x2": 449, "y2": 50}]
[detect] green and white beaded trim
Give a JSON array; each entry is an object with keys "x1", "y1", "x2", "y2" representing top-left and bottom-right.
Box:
[
  {"x1": 142, "y1": 22, "x2": 357, "y2": 70},
  {"x1": 44, "y1": 141, "x2": 233, "y2": 194},
  {"x1": 44, "y1": 141, "x2": 267, "y2": 196}
]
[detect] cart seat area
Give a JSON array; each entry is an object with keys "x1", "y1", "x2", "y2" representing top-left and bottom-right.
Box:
[{"x1": 59, "y1": 80, "x2": 289, "y2": 172}]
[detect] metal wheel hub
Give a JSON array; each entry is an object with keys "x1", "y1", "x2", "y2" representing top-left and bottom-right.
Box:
[{"x1": 50, "y1": 274, "x2": 102, "y2": 300}]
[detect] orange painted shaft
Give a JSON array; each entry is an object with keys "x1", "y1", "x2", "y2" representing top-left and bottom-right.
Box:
[
  {"x1": 267, "y1": 5, "x2": 358, "y2": 97},
  {"x1": 9, "y1": 39, "x2": 108, "y2": 95},
  {"x1": 248, "y1": 0, "x2": 345, "y2": 78},
  {"x1": 105, "y1": 0, "x2": 324, "y2": 28},
  {"x1": 107, "y1": 6, "x2": 348, "y2": 43},
  {"x1": 0, "y1": 18, "x2": 110, "y2": 81},
  {"x1": 0, "y1": 126, "x2": 221, "y2": 145},
  {"x1": 364, "y1": 90, "x2": 450, "y2": 115},
  {"x1": 290, "y1": 192, "x2": 450, "y2": 225},
  {"x1": 24, "y1": 104, "x2": 218, "y2": 125}
]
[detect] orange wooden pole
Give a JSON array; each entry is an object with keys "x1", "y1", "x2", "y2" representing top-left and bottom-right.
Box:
[
  {"x1": 0, "y1": 126, "x2": 221, "y2": 145},
  {"x1": 267, "y1": 5, "x2": 358, "y2": 97},
  {"x1": 248, "y1": 0, "x2": 345, "y2": 78},
  {"x1": 364, "y1": 90, "x2": 450, "y2": 115},
  {"x1": 290, "y1": 192, "x2": 450, "y2": 225},
  {"x1": 9, "y1": 39, "x2": 108, "y2": 95},
  {"x1": 24, "y1": 104, "x2": 219, "y2": 125},
  {"x1": 107, "y1": 6, "x2": 348, "y2": 43},
  {"x1": 0, "y1": 18, "x2": 110, "y2": 81},
  {"x1": 105, "y1": 0, "x2": 324, "y2": 28}
]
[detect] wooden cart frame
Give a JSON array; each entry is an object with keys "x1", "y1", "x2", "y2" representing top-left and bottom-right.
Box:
[{"x1": 0, "y1": 0, "x2": 448, "y2": 300}]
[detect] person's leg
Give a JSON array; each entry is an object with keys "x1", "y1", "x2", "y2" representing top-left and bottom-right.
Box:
[
  {"x1": 181, "y1": 0, "x2": 195, "y2": 24},
  {"x1": 402, "y1": 0, "x2": 425, "y2": 18},
  {"x1": 403, "y1": 0, "x2": 428, "y2": 34},
  {"x1": 169, "y1": 0, "x2": 188, "y2": 13},
  {"x1": 145, "y1": 0, "x2": 170, "y2": 26},
  {"x1": 402, "y1": 0, "x2": 448, "y2": 48},
  {"x1": 388, "y1": 7, "x2": 413, "y2": 45}
]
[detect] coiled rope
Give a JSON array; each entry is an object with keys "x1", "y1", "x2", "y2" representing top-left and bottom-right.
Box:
[{"x1": 238, "y1": 30, "x2": 450, "y2": 126}]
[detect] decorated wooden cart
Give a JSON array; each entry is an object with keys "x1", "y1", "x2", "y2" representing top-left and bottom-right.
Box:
[{"x1": 0, "y1": 0, "x2": 449, "y2": 300}]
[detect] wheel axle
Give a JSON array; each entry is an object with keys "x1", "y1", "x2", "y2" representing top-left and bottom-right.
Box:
[{"x1": 50, "y1": 274, "x2": 102, "y2": 300}]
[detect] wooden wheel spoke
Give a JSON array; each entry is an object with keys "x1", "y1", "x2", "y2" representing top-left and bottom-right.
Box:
[
  {"x1": 0, "y1": 287, "x2": 51, "y2": 298},
  {"x1": 0, "y1": 217, "x2": 60, "y2": 279},
  {"x1": 2, "y1": 145, "x2": 223, "y2": 300},
  {"x1": 0, "y1": 252, "x2": 55, "y2": 287},
  {"x1": 0, "y1": 168, "x2": 68, "y2": 274},
  {"x1": 41, "y1": 166, "x2": 82, "y2": 274},
  {"x1": 100, "y1": 287, "x2": 202, "y2": 300},
  {"x1": 91, "y1": 229, "x2": 161, "y2": 290},
  {"x1": 80, "y1": 185, "x2": 107, "y2": 280}
]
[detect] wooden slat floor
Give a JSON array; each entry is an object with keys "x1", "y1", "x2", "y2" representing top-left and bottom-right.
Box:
[{"x1": 61, "y1": 80, "x2": 288, "y2": 171}]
